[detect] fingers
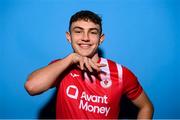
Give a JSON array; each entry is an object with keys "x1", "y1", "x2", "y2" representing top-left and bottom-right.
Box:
[
  {"x1": 88, "y1": 59, "x2": 101, "y2": 72},
  {"x1": 96, "y1": 63, "x2": 107, "y2": 67},
  {"x1": 71, "y1": 53, "x2": 106, "y2": 72},
  {"x1": 84, "y1": 57, "x2": 93, "y2": 72},
  {"x1": 71, "y1": 53, "x2": 84, "y2": 70},
  {"x1": 79, "y1": 58, "x2": 84, "y2": 70},
  {"x1": 80, "y1": 57, "x2": 106, "y2": 72}
]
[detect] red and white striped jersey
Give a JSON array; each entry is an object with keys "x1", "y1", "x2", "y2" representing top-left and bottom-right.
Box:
[{"x1": 53, "y1": 57, "x2": 143, "y2": 119}]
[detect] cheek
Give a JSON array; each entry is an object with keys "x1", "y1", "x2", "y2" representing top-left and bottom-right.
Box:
[
  {"x1": 91, "y1": 38, "x2": 100, "y2": 44},
  {"x1": 72, "y1": 34, "x2": 82, "y2": 39},
  {"x1": 89, "y1": 35, "x2": 99, "y2": 41},
  {"x1": 70, "y1": 38, "x2": 79, "y2": 45}
]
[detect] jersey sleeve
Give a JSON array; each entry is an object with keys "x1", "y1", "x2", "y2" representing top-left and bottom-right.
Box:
[{"x1": 122, "y1": 66, "x2": 143, "y2": 100}]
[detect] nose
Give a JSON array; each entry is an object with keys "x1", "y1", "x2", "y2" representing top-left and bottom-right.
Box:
[{"x1": 82, "y1": 33, "x2": 90, "y2": 42}]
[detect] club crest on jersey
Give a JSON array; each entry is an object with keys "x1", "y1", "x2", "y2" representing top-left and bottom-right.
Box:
[{"x1": 100, "y1": 78, "x2": 112, "y2": 88}]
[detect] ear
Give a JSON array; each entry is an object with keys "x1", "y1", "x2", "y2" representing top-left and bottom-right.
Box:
[
  {"x1": 66, "y1": 32, "x2": 72, "y2": 43},
  {"x1": 99, "y1": 34, "x2": 105, "y2": 45}
]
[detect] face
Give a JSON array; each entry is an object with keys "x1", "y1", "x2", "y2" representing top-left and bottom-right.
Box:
[{"x1": 66, "y1": 20, "x2": 104, "y2": 57}]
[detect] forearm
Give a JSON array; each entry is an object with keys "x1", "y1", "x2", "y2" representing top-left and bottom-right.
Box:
[
  {"x1": 25, "y1": 54, "x2": 73, "y2": 95},
  {"x1": 132, "y1": 91, "x2": 154, "y2": 119},
  {"x1": 137, "y1": 104, "x2": 154, "y2": 119}
]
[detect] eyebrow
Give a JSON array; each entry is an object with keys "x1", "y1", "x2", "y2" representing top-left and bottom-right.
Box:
[
  {"x1": 72, "y1": 26, "x2": 100, "y2": 32},
  {"x1": 89, "y1": 28, "x2": 99, "y2": 32},
  {"x1": 72, "y1": 26, "x2": 83, "y2": 30}
]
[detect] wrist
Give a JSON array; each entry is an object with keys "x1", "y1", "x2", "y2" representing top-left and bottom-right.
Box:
[{"x1": 67, "y1": 53, "x2": 77, "y2": 65}]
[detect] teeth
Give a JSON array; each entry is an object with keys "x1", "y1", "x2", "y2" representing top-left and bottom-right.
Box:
[
  {"x1": 79, "y1": 44, "x2": 91, "y2": 48},
  {"x1": 80, "y1": 44, "x2": 89, "y2": 47}
]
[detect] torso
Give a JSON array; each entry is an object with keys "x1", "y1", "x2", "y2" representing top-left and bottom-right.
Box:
[{"x1": 56, "y1": 58, "x2": 124, "y2": 119}]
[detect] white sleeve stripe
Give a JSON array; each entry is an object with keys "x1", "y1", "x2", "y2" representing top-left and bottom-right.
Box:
[
  {"x1": 99, "y1": 58, "x2": 110, "y2": 73},
  {"x1": 100, "y1": 58, "x2": 122, "y2": 84},
  {"x1": 99, "y1": 58, "x2": 111, "y2": 81},
  {"x1": 116, "y1": 63, "x2": 123, "y2": 83}
]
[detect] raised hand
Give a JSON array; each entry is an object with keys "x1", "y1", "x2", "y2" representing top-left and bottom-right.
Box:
[{"x1": 70, "y1": 53, "x2": 106, "y2": 72}]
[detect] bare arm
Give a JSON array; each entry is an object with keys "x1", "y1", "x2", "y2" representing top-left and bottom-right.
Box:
[
  {"x1": 132, "y1": 91, "x2": 154, "y2": 119},
  {"x1": 24, "y1": 53, "x2": 105, "y2": 96},
  {"x1": 24, "y1": 54, "x2": 74, "y2": 95}
]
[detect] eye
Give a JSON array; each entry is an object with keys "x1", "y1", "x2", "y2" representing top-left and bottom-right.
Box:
[
  {"x1": 90, "y1": 31, "x2": 98, "y2": 34},
  {"x1": 74, "y1": 30, "x2": 82, "y2": 33}
]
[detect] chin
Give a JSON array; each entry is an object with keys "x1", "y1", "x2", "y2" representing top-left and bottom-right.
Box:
[
  {"x1": 78, "y1": 52, "x2": 94, "y2": 57},
  {"x1": 74, "y1": 47, "x2": 97, "y2": 57},
  {"x1": 79, "y1": 53, "x2": 92, "y2": 57}
]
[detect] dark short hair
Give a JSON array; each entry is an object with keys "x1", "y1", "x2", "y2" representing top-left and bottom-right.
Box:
[{"x1": 69, "y1": 10, "x2": 102, "y2": 34}]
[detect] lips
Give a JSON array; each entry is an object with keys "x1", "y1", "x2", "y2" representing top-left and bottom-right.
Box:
[{"x1": 79, "y1": 43, "x2": 92, "y2": 49}]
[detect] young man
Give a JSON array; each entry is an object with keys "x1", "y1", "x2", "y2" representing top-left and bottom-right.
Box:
[{"x1": 25, "y1": 10, "x2": 154, "y2": 119}]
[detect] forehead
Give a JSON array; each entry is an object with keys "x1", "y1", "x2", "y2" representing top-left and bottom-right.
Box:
[{"x1": 71, "y1": 20, "x2": 100, "y2": 30}]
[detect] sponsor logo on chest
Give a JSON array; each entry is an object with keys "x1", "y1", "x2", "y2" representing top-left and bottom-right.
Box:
[{"x1": 66, "y1": 85, "x2": 111, "y2": 116}]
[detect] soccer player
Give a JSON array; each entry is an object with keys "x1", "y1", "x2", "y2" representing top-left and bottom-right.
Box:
[{"x1": 25, "y1": 10, "x2": 154, "y2": 119}]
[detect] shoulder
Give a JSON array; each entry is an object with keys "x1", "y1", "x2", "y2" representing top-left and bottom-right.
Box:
[
  {"x1": 100, "y1": 58, "x2": 124, "y2": 77},
  {"x1": 100, "y1": 57, "x2": 136, "y2": 78},
  {"x1": 100, "y1": 57, "x2": 122, "y2": 67},
  {"x1": 122, "y1": 66, "x2": 137, "y2": 79},
  {"x1": 100, "y1": 57, "x2": 124, "y2": 70}
]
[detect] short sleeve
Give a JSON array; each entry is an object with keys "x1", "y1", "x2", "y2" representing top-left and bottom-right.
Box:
[{"x1": 122, "y1": 66, "x2": 143, "y2": 100}]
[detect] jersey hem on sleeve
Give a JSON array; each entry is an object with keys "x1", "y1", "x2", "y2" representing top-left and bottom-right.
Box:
[{"x1": 129, "y1": 86, "x2": 143, "y2": 100}]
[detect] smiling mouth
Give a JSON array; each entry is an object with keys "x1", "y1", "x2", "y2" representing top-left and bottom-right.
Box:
[{"x1": 79, "y1": 44, "x2": 92, "y2": 49}]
